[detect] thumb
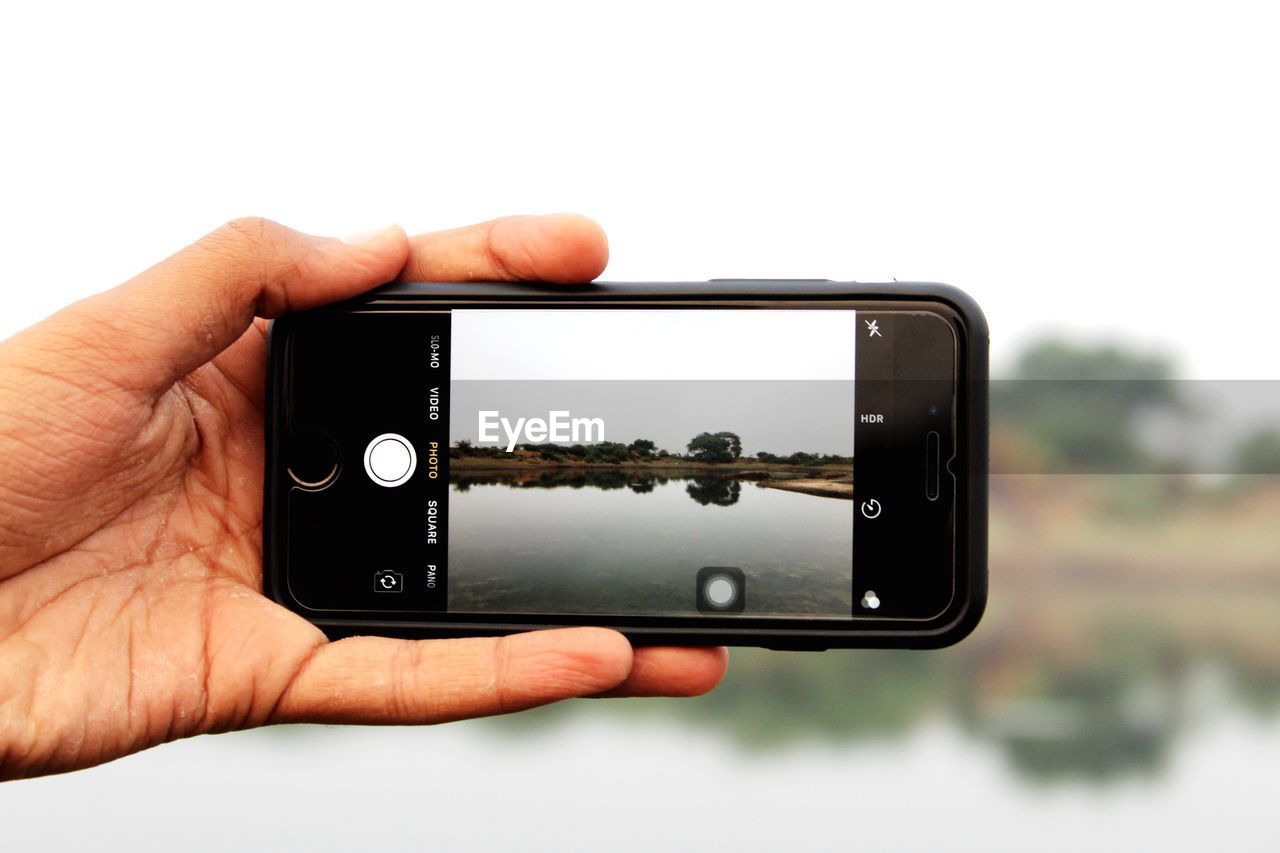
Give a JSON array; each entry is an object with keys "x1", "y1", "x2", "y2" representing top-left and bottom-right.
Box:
[{"x1": 43, "y1": 217, "x2": 409, "y2": 398}]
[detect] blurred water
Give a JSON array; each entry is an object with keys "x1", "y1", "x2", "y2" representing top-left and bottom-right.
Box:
[
  {"x1": 3, "y1": 710, "x2": 1278, "y2": 851},
  {"x1": 4, "y1": 474, "x2": 1279, "y2": 850}
]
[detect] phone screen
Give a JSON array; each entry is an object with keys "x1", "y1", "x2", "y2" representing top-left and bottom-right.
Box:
[{"x1": 279, "y1": 303, "x2": 958, "y2": 625}]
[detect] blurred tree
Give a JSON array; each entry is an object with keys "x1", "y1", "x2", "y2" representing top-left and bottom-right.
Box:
[
  {"x1": 994, "y1": 339, "x2": 1182, "y2": 470},
  {"x1": 1231, "y1": 428, "x2": 1280, "y2": 475}
]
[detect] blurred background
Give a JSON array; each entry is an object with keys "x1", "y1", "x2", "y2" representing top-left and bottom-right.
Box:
[{"x1": 2, "y1": 1, "x2": 1278, "y2": 849}]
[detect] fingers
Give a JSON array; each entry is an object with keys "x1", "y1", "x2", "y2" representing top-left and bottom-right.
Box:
[
  {"x1": 197, "y1": 213, "x2": 610, "y2": 408},
  {"x1": 269, "y1": 628, "x2": 634, "y2": 725},
  {"x1": 33, "y1": 218, "x2": 411, "y2": 400},
  {"x1": 596, "y1": 646, "x2": 729, "y2": 698},
  {"x1": 268, "y1": 630, "x2": 728, "y2": 725},
  {"x1": 398, "y1": 213, "x2": 609, "y2": 284},
  {"x1": 14, "y1": 213, "x2": 606, "y2": 404}
]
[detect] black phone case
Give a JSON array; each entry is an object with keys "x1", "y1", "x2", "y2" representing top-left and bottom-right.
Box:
[{"x1": 264, "y1": 280, "x2": 988, "y2": 650}]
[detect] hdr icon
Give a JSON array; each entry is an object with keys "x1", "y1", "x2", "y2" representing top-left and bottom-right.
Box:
[{"x1": 860, "y1": 414, "x2": 885, "y2": 423}]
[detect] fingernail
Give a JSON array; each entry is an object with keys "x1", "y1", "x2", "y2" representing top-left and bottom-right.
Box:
[{"x1": 341, "y1": 225, "x2": 399, "y2": 245}]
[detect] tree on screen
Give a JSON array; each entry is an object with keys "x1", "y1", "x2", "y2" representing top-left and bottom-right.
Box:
[
  {"x1": 628, "y1": 438, "x2": 657, "y2": 459},
  {"x1": 687, "y1": 431, "x2": 742, "y2": 463}
]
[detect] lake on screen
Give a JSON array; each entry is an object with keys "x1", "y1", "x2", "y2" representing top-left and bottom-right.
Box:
[{"x1": 446, "y1": 470, "x2": 854, "y2": 617}]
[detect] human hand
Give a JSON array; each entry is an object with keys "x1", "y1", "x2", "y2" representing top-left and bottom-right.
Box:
[{"x1": 0, "y1": 215, "x2": 728, "y2": 780}]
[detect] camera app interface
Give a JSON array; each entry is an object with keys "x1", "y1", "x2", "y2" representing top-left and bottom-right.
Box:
[{"x1": 285, "y1": 306, "x2": 943, "y2": 620}]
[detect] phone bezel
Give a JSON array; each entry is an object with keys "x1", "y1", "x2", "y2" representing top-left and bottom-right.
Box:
[{"x1": 264, "y1": 281, "x2": 988, "y2": 649}]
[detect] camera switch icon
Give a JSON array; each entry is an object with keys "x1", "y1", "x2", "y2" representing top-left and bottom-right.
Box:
[{"x1": 373, "y1": 569, "x2": 404, "y2": 593}]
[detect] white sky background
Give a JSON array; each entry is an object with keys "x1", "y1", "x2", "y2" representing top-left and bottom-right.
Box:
[
  {"x1": 2, "y1": 3, "x2": 1279, "y2": 844},
  {"x1": 450, "y1": 310, "x2": 857, "y2": 380},
  {"x1": 0, "y1": 2, "x2": 1277, "y2": 381}
]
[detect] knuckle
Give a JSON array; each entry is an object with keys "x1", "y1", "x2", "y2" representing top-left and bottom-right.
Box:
[
  {"x1": 219, "y1": 216, "x2": 286, "y2": 248},
  {"x1": 200, "y1": 217, "x2": 302, "y2": 317},
  {"x1": 490, "y1": 635, "x2": 517, "y2": 712},
  {"x1": 387, "y1": 641, "x2": 427, "y2": 720},
  {"x1": 202, "y1": 217, "x2": 291, "y2": 268},
  {"x1": 482, "y1": 221, "x2": 526, "y2": 282}
]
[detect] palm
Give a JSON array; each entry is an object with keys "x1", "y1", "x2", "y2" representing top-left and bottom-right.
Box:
[
  {"x1": 0, "y1": 216, "x2": 726, "y2": 781},
  {"x1": 1, "y1": 322, "x2": 326, "y2": 772}
]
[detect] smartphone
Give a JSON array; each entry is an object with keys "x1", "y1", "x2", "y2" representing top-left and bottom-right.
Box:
[{"x1": 264, "y1": 281, "x2": 988, "y2": 649}]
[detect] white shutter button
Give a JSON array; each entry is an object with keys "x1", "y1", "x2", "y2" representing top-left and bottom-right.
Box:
[{"x1": 363, "y1": 433, "x2": 416, "y2": 487}]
